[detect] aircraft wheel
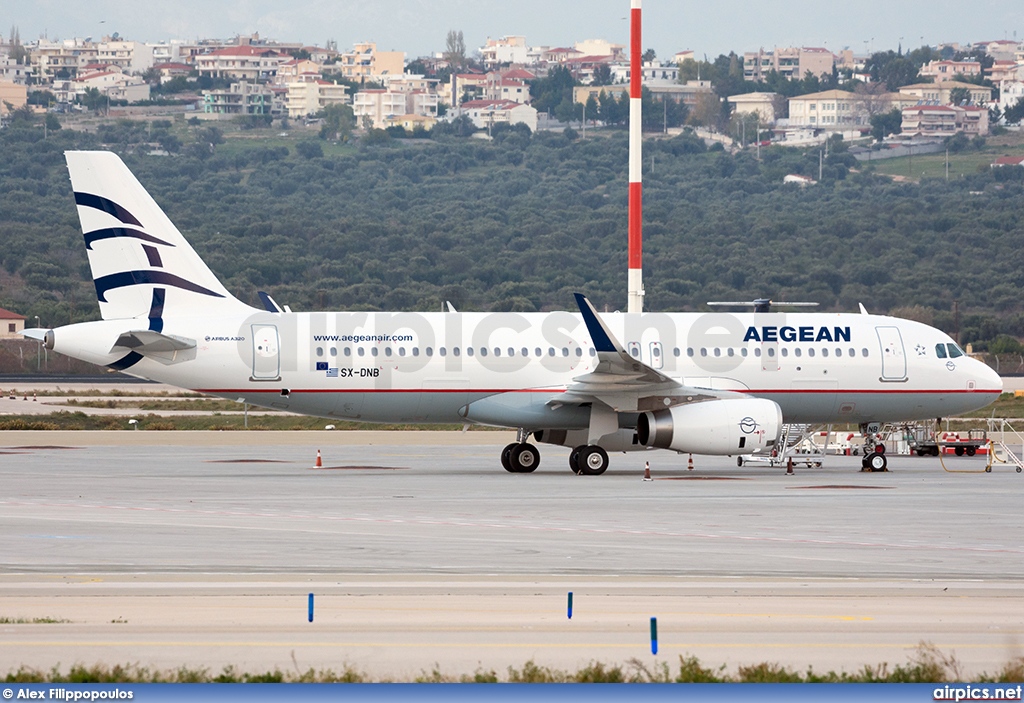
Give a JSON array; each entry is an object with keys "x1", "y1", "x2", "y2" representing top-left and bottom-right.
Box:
[
  {"x1": 966, "y1": 446, "x2": 977, "y2": 457},
  {"x1": 736, "y1": 457, "x2": 744, "y2": 467},
  {"x1": 569, "y1": 445, "x2": 586, "y2": 474},
  {"x1": 510, "y1": 443, "x2": 540, "y2": 473},
  {"x1": 867, "y1": 452, "x2": 888, "y2": 472},
  {"x1": 501, "y1": 443, "x2": 517, "y2": 473},
  {"x1": 578, "y1": 445, "x2": 609, "y2": 476}
]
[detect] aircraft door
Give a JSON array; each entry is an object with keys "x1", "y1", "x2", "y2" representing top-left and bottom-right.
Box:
[
  {"x1": 251, "y1": 324, "x2": 281, "y2": 381},
  {"x1": 649, "y1": 341, "x2": 664, "y2": 369},
  {"x1": 876, "y1": 326, "x2": 907, "y2": 381}
]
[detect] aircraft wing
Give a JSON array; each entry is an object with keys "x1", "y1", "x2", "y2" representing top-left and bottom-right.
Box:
[{"x1": 549, "y1": 294, "x2": 738, "y2": 413}]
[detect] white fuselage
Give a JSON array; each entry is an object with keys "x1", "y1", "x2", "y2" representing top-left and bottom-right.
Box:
[{"x1": 51, "y1": 307, "x2": 1002, "y2": 429}]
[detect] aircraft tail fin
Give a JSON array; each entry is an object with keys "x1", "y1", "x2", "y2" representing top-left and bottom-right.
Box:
[{"x1": 65, "y1": 150, "x2": 251, "y2": 321}]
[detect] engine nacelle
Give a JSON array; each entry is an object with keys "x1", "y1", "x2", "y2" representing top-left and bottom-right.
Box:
[{"x1": 637, "y1": 398, "x2": 782, "y2": 455}]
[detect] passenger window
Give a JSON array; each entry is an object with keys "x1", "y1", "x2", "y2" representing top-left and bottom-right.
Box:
[
  {"x1": 821, "y1": 348, "x2": 827, "y2": 358},
  {"x1": 673, "y1": 348, "x2": 680, "y2": 357},
  {"x1": 330, "y1": 347, "x2": 337, "y2": 357},
  {"x1": 935, "y1": 344, "x2": 947, "y2": 359},
  {"x1": 834, "y1": 348, "x2": 841, "y2": 357},
  {"x1": 357, "y1": 347, "x2": 365, "y2": 357},
  {"x1": 548, "y1": 348, "x2": 555, "y2": 357},
  {"x1": 467, "y1": 347, "x2": 475, "y2": 356},
  {"x1": 754, "y1": 348, "x2": 761, "y2": 357},
  {"x1": 781, "y1": 348, "x2": 788, "y2": 357},
  {"x1": 425, "y1": 347, "x2": 432, "y2": 357},
  {"x1": 535, "y1": 348, "x2": 542, "y2": 357},
  {"x1": 438, "y1": 347, "x2": 445, "y2": 357},
  {"x1": 700, "y1": 348, "x2": 707, "y2": 357},
  {"x1": 714, "y1": 348, "x2": 721, "y2": 357},
  {"x1": 344, "y1": 347, "x2": 351, "y2": 357},
  {"x1": 398, "y1": 347, "x2": 405, "y2": 357},
  {"x1": 412, "y1": 348, "x2": 420, "y2": 357},
  {"x1": 575, "y1": 347, "x2": 583, "y2": 357},
  {"x1": 794, "y1": 348, "x2": 802, "y2": 358},
  {"x1": 522, "y1": 347, "x2": 529, "y2": 357},
  {"x1": 687, "y1": 348, "x2": 694, "y2": 357},
  {"x1": 861, "y1": 348, "x2": 869, "y2": 357},
  {"x1": 741, "y1": 348, "x2": 748, "y2": 357},
  {"x1": 848, "y1": 348, "x2": 855, "y2": 356},
  {"x1": 384, "y1": 347, "x2": 392, "y2": 356},
  {"x1": 316, "y1": 347, "x2": 324, "y2": 357},
  {"x1": 768, "y1": 348, "x2": 775, "y2": 357},
  {"x1": 480, "y1": 347, "x2": 488, "y2": 357},
  {"x1": 562, "y1": 347, "x2": 569, "y2": 357},
  {"x1": 453, "y1": 347, "x2": 461, "y2": 357},
  {"x1": 589, "y1": 348, "x2": 596, "y2": 357},
  {"x1": 630, "y1": 347, "x2": 639, "y2": 358},
  {"x1": 947, "y1": 343, "x2": 963, "y2": 358},
  {"x1": 371, "y1": 347, "x2": 379, "y2": 357},
  {"x1": 727, "y1": 348, "x2": 734, "y2": 357}
]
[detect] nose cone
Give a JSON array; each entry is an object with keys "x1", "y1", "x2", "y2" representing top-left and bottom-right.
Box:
[{"x1": 975, "y1": 359, "x2": 1003, "y2": 394}]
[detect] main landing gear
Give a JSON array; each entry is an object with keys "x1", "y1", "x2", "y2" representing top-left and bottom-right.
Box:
[{"x1": 569, "y1": 444, "x2": 609, "y2": 476}]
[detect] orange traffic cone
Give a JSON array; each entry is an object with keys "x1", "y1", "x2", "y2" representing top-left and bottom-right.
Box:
[
  {"x1": 642, "y1": 461, "x2": 653, "y2": 481},
  {"x1": 314, "y1": 449, "x2": 323, "y2": 469},
  {"x1": 687, "y1": 454, "x2": 694, "y2": 471},
  {"x1": 786, "y1": 457, "x2": 794, "y2": 475}
]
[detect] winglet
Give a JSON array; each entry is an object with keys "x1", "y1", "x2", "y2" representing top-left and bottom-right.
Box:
[{"x1": 574, "y1": 293, "x2": 620, "y2": 353}]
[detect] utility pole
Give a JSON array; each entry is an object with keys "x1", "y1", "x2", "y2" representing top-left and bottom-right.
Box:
[{"x1": 945, "y1": 147, "x2": 949, "y2": 181}]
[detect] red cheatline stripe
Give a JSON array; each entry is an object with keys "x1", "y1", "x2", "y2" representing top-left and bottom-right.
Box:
[
  {"x1": 628, "y1": 181, "x2": 642, "y2": 268},
  {"x1": 195, "y1": 388, "x2": 998, "y2": 396},
  {"x1": 630, "y1": 7, "x2": 641, "y2": 99}
]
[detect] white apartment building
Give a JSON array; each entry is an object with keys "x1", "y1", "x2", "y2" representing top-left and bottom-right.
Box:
[
  {"x1": 788, "y1": 89, "x2": 865, "y2": 127},
  {"x1": 480, "y1": 36, "x2": 529, "y2": 68},
  {"x1": 999, "y1": 80, "x2": 1024, "y2": 117},
  {"x1": 353, "y1": 89, "x2": 407, "y2": 128},
  {"x1": 727, "y1": 92, "x2": 778, "y2": 124},
  {"x1": 95, "y1": 40, "x2": 154, "y2": 74},
  {"x1": 920, "y1": 60, "x2": 981, "y2": 79},
  {"x1": 195, "y1": 46, "x2": 286, "y2": 81},
  {"x1": 32, "y1": 39, "x2": 98, "y2": 80},
  {"x1": 338, "y1": 42, "x2": 404, "y2": 83},
  {"x1": 899, "y1": 81, "x2": 992, "y2": 106},
  {"x1": 285, "y1": 80, "x2": 349, "y2": 118},
  {"x1": 456, "y1": 99, "x2": 538, "y2": 132},
  {"x1": 610, "y1": 60, "x2": 679, "y2": 85},
  {"x1": 0, "y1": 55, "x2": 29, "y2": 84}
]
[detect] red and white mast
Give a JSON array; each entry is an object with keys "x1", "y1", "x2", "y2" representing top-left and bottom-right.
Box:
[{"x1": 627, "y1": 0, "x2": 644, "y2": 314}]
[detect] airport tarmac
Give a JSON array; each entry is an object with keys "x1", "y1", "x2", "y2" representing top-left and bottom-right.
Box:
[{"x1": 1, "y1": 432, "x2": 1022, "y2": 678}]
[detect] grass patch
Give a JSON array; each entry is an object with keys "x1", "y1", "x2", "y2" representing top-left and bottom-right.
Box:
[{"x1": 6, "y1": 646, "x2": 1021, "y2": 683}]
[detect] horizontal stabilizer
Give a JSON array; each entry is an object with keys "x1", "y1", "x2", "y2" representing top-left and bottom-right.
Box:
[{"x1": 111, "y1": 330, "x2": 196, "y2": 354}]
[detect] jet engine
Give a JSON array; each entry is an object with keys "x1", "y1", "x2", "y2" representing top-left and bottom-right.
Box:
[{"x1": 637, "y1": 398, "x2": 782, "y2": 455}]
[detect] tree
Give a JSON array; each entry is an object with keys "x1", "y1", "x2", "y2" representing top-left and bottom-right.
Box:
[
  {"x1": 529, "y1": 65, "x2": 576, "y2": 114},
  {"x1": 870, "y1": 107, "x2": 902, "y2": 141},
  {"x1": 444, "y1": 30, "x2": 467, "y2": 72},
  {"x1": 641, "y1": 48, "x2": 656, "y2": 63},
  {"x1": 854, "y1": 82, "x2": 893, "y2": 119},
  {"x1": 318, "y1": 103, "x2": 355, "y2": 141},
  {"x1": 1002, "y1": 98, "x2": 1024, "y2": 125},
  {"x1": 687, "y1": 92, "x2": 725, "y2": 130},
  {"x1": 8, "y1": 26, "x2": 27, "y2": 64},
  {"x1": 592, "y1": 64, "x2": 612, "y2": 86},
  {"x1": 948, "y1": 86, "x2": 972, "y2": 106},
  {"x1": 80, "y1": 87, "x2": 106, "y2": 113}
]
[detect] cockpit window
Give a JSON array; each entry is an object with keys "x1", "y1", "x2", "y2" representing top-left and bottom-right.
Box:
[
  {"x1": 935, "y1": 344, "x2": 947, "y2": 359},
  {"x1": 947, "y1": 343, "x2": 964, "y2": 358}
]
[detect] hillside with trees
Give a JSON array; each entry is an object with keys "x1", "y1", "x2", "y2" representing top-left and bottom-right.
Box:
[{"x1": 1, "y1": 119, "x2": 1023, "y2": 352}]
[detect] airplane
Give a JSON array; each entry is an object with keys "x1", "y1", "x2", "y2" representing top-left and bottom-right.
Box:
[{"x1": 21, "y1": 151, "x2": 1001, "y2": 475}]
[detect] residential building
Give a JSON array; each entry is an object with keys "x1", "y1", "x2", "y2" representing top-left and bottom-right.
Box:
[
  {"x1": 573, "y1": 85, "x2": 628, "y2": 107},
  {"x1": 672, "y1": 50, "x2": 695, "y2": 64},
  {"x1": 201, "y1": 81, "x2": 274, "y2": 116},
  {"x1": 920, "y1": 60, "x2": 981, "y2": 79},
  {"x1": 999, "y1": 80, "x2": 1024, "y2": 117},
  {"x1": 148, "y1": 40, "x2": 188, "y2": 65},
  {"x1": 95, "y1": 40, "x2": 154, "y2": 74},
  {"x1": 540, "y1": 47, "x2": 584, "y2": 64},
  {"x1": 277, "y1": 58, "x2": 323, "y2": 83},
  {"x1": 338, "y1": 42, "x2": 404, "y2": 83},
  {"x1": 456, "y1": 99, "x2": 538, "y2": 132},
  {"x1": 480, "y1": 36, "x2": 529, "y2": 68},
  {"x1": 0, "y1": 55, "x2": 29, "y2": 84},
  {"x1": 646, "y1": 80, "x2": 714, "y2": 108},
  {"x1": 31, "y1": 39, "x2": 98, "y2": 80},
  {"x1": 743, "y1": 47, "x2": 834, "y2": 82},
  {"x1": 561, "y1": 55, "x2": 613, "y2": 85},
  {"x1": 727, "y1": 92, "x2": 778, "y2": 123},
  {"x1": 0, "y1": 307, "x2": 26, "y2": 338},
  {"x1": 352, "y1": 89, "x2": 407, "y2": 128},
  {"x1": 787, "y1": 89, "x2": 864, "y2": 128},
  {"x1": 481, "y1": 68, "x2": 534, "y2": 104},
  {"x1": 152, "y1": 62, "x2": 192, "y2": 84},
  {"x1": 0, "y1": 81, "x2": 27, "y2": 114},
  {"x1": 989, "y1": 60, "x2": 1023, "y2": 84},
  {"x1": 899, "y1": 81, "x2": 992, "y2": 106},
  {"x1": 195, "y1": 46, "x2": 285, "y2": 82},
  {"x1": 610, "y1": 60, "x2": 679, "y2": 85},
  {"x1": 991, "y1": 155, "x2": 1024, "y2": 167},
  {"x1": 454, "y1": 73, "x2": 488, "y2": 105},
  {"x1": 901, "y1": 104, "x2": 988, "y2": 137},
  {"x1": 574, "y1": 39, "x2": 626, "y2": 61},
  {"x1": 382, "y1": 113, "x2": 437, "y2": 131},
  {"x1": 285, "y1": 80, "x2": 349, "y2": 118},
  {"x1": 55, "y1": 69, "x2": 151, "y2": 103},
  {"x1": 976, "y1": 39, "x2": 1021, "y2": 61}
]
